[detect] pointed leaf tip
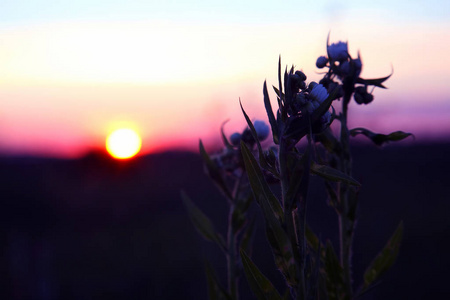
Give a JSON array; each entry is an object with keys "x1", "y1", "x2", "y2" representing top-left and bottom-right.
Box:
[
  {"x1": 362, "y1": 221, "x2": 404, "y2": 290},
  {"x1": 240, "y1": 249, "x2": 283, "y2": 300},
  {"x1": 350, "y1": 128, "x2": 413, "y2": 146},
  {"x1": 181, "y1": 191, "x2": 226, "y2": 251},
  {"x1": 199, "y1": 140, "x2": 233, "y2": 199}
]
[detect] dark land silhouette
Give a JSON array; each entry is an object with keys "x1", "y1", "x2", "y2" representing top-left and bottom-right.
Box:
[{"x1": 0, "y1": 142, "x2": 449, "y2": 299}]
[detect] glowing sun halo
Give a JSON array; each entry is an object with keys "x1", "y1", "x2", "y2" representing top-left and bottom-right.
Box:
[{"x1": 106, "y1": 128, "x2": 142, "y2": 159}]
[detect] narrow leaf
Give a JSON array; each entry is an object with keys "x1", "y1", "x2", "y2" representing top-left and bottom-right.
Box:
[
  {"x1": 265, "y1": 224, "x2": 298, "y2": 286},
  {"x1": 240, "y1": 142, "x2": 283, "y2": 219},
  {"x1": 240, "y1": 100, "x2": 279, "y2": 177},
  {"x1": 181, "y1": 191, "x2": 226, "y2": 251},
  {"x1": 285, "y1": 150, "x2": 310, "y2": 210},
  {"x1": 350, "y1": 128, "x2": 414, "y2": 146},
  {"x1": 240, "y1": 217, "x2": 256, "y2": 256},
  {"x1": 220, "y1": 120, "x2": 233, "y2": 149},
  {"x1": 311, "y1": 162, "x2": 361, "y2": 186},
  {"x1": 232, "y1": 194, "x2": 254, "y2": 234},
  {"x1": 314, "y1": 128, "x2": 341, "y2": 154},
  {"x1": 199, "y1": 140, "x2": 233, "y2": 200},
  {"x1": 323, "y1": 241, "x2": 344, "y2": 300},
  {"x1": 277, "y1": 56, "x2": 284, "y2": 115},
  {"x1": 305, "y1": 225, "x2": 320, "y2": 251},
  {"x1": 272, "y1": 86, "x2": 284, "y2": 100},
  {"x1": 231, "y1": 206, "x2": 247, "y2": 235},
  {"x1": 241, "y1": 142, "x2": 297, "y2": 284},
  {"x1": 356, "y1": 71, "x2": 392, "y2": 89},
  {"x1": 240, "y1": 249, "x2": 284, "y2": 300},
  {"x1": 263, "y1": 81, "x2": 279, "y2": 144},
  {"x1": 205, "y1": 261, "x2": 232, "y2": 300},
  {"x1": 362, "y1": 221, "x2": 404, "y2": 290},
  {"x1": 324, "y1": 181, "x2": 338, "y2": 208}
]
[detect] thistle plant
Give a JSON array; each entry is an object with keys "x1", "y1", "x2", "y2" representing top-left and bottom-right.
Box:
[{"x1": 184, "y1": 36, "x2": 412, "y2": 300}]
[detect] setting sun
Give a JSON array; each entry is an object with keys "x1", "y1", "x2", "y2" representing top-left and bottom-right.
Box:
[{"x1": 106, "y1": 128, "x2": 142, "y2": 159}]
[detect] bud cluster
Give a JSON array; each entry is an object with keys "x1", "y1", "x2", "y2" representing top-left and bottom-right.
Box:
[
  {"x1": 229, "y1": 120, "x2": 270, "y2": 146},
  {"x1": 212, "y1": 120, "x2": 271, "y2": 177},
  {"x1": 285, "y1": 71, "x2": 332, "y2": 132},
  {"x1": 315, "y1": 41, "x2": 374, "y2": 105}
]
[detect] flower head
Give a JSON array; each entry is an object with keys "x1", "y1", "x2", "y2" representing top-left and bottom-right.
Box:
[{"x1": 327, "y1": 41, "x2": 348, "y2": 62}]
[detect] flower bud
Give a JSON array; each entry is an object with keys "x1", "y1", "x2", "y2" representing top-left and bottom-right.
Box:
[
  {"x1": 253, "y1": 120, "x2": 270, "y2": 141},
  {"x1": 229, "y1": 132, "x2": 242, "y2": 146},
  {"x1": 363, "y1": 93, "x2": 374, "y2": 104},
  {"x1": 289, "y1": 72, "x2": 307, "y2": 92},
  {"x1": 328, "y1": 82, "x2": 344, "y2": 99},
  {"x1": 354, "y1": 92, "x2": 365, "y2": 105},
  {"x1": 241, "y1": 128, "x2": 254, "y2": 145},
  {"x1": 355, "y1": 86, "x2": 366, "y2": 94},
  {"x1": 288, "y1": 74, "x2": 302, "y2": 92},
  {"x1": 295, "y1": 70, "x2": 307, "y2": 81},
  {"x1": 316, "y1": 56, "x2": 329, "y2": 68},
  {"x1": 354, "y1": 86, "x2": 366, "y2": 104},
  {"x1": 308, "y1": 81, "x2": 318, "y2": 90},
  {"x1": 299, "y1": 81, "x2": 307, "y2": 90},
  {"x1": 354, "y1": 86, "x2": 374, "y2": 105}
]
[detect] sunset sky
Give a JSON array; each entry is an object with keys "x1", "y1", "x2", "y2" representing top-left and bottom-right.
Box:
[{"x1": 0, "y1": 0, "x2": 449, "y2": 157}]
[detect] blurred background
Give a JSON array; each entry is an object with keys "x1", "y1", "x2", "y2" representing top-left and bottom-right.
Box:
[{"x1": 0, "y1": 0, "x2": 449, "y2": 299}]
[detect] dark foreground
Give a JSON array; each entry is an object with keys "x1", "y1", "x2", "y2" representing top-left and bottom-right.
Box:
[{"x1": 0, "y1": 142, "x2": 449, "y2": 299}]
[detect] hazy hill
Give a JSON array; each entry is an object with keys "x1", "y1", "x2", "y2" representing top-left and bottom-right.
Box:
[{"x1": 0, "y1": 143, "x2": 449, "y2": 299}]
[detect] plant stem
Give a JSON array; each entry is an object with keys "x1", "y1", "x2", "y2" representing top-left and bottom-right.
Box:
[
  {"x1": 227, "y1": 207, "x2": 238, "y2": 300},
  {"x1": 279, "y1": 136, "x2": 306, "y2": 300},
  {"x1": 227, "y1": 174, "x2": 245, "y2": 300},
  {"x1": 339, "y1": 96, "x2": 354, "y2": 299}
]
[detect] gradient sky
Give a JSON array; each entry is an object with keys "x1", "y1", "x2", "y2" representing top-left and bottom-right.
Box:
[{"x1": 0, "y1": 0, "x2": 449, "y2": 157}]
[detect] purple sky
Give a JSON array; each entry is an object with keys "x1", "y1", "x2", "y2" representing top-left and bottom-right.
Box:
[{"x1": 0, "y1": 1, "x2": 449, "y2": 157}]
